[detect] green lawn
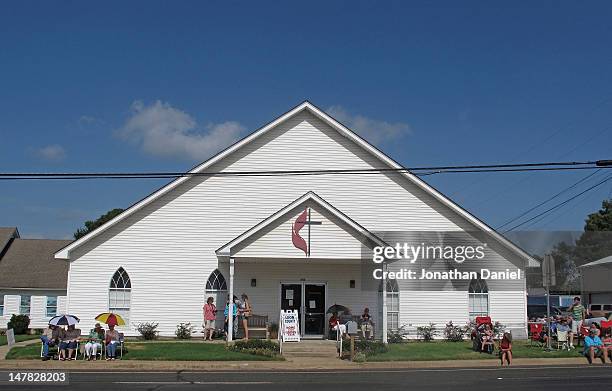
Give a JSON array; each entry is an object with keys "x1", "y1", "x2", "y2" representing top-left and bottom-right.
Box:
[
  {"x1": 6, "y1": 342, "x2": 282, "y2": 361},
  {"x1": 0, "y1": 334, "x2": 40, "y2": 346},
  {"x1": 368, "y1": 340, "x2": 584, "y2": 361}
]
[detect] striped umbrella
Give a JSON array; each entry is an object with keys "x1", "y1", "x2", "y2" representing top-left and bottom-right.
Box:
[
  {"x1": 49, "y1": 314, "x2": 80, "y2": 326},
  {"x1": 95, "y1": 312, "x2": 125, "y2": 326}
]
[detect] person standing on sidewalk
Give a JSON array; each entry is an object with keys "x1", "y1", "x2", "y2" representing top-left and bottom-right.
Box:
[
  {"x1": 240, "y1": 294, "x2": 252, "y2": 340},
  {"x1": 568, "y1": 296, "x2": 586, "y2": 348},
  {"x1": 203, "y1": 296, "x2": 217, "y2": 341}
]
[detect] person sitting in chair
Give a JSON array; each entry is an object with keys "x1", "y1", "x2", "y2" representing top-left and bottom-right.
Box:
[
  {"x1": 360, "y1": 308, "x2": 374, "y2": 340},
  {"x1": 481, "y1": 324, "x2": 494, "y2": 352},
  {"x1": 329, "y1": 312, "x2": 345, "y2": 339},
  {"x1": 584, "y1": 328, "x2": 608, "y2": 364},
  {"x1": 59, "y1": 325, "x2": 80, "y2": 361},
  {"x1": 40, "y1": 325, "x2": 62, "y2": 360},
  {"x1": 105, "y1": 324, "x2": 120, "y2": 360},
  {"x1": 85, "y1": 323, "x2": 105, "y2": 360}
]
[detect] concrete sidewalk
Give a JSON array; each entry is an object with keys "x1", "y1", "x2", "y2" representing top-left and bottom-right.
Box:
[{"x1": 0, "y1": 356, "x2": 593, "y2": 371}]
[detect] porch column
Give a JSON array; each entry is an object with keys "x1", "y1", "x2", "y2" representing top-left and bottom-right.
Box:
[
  {"x1": 227, "y1": 257, "x2": 235, "y2": 342},
  {"x1": 382, "y1": 262, "x2": 388, "y2": 344}
]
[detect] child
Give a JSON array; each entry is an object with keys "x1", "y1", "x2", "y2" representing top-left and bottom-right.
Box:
[
  {"x1": 481, "y1": 324, "x2": 493, "y2": 352},
  {"x1": 203, "y1": 296, "x2": 217, "y2": 341},
  {"x1": 499, "y1": 332, "x2": 512, "y2": 366}
]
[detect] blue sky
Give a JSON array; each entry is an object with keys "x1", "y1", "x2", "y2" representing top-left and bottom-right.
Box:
[{"x1": 1, "y1": 1, "x2": 611, "y2": 239}]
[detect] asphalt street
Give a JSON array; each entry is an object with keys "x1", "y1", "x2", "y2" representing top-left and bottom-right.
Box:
[{"x1": 1, "y1": 365, "x2": 611, "y2": 391}]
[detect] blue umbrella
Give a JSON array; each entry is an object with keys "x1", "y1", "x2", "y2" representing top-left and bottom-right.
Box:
[{"x1": 49, "y1": 314, "x2": 80, "y2": 326}]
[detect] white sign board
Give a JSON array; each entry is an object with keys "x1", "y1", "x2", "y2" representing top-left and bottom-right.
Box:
[
  {"x1": 6, "y1": 328, "x2": 15, "y2": 347},
  {"x1": 280, "y1": 310, "x2": 300, "y2": 342}
]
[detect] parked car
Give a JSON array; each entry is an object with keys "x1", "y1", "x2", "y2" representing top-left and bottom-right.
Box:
[
  {"x1": 587, "y1": 304, "x2": 612, "y2": 318},
  {"x1": 527, "y1": 304, "x2": 562, "y2": 319}
]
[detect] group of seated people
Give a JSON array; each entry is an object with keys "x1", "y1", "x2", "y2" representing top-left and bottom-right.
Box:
[
  {"x1": 328, "y1": 307, "x2": 375, "y2": 340},
  {"x1": 529, "y1": 315, "x2": 612, "y2": 363},
  {"x1": 40, "y1": 323, "x2": 122, "y2": 361}
]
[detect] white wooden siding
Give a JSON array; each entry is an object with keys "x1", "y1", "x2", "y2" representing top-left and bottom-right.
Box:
[
  {"x1": 235, "y1": 207, "x2": 368, "y2": 259},
  {"x1": 65, "y1": 110, "x2": 527, "y2": 337},
  {"x1": 0, "y1": 292, "x2": 67, "y2": 329}
]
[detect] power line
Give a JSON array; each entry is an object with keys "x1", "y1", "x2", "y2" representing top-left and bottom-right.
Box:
[
  {"x1": 503, "y1": 173, "x2": 612, "y2": 232},
  {"x1": 496, "y1": 169, "x2": 602, "y2": 230},
  {"x1": 0, "y1": 160, "x2": 610, "y2": 181}
]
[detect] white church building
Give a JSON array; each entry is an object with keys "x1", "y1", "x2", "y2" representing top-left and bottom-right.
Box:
[{"x1": 54, "y1": 102, "x2": 537, "y2": 340}]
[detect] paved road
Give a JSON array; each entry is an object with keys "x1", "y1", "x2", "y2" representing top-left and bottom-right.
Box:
[{"x1": 1, "y1": 365, "x2": 611, "y2": 390}]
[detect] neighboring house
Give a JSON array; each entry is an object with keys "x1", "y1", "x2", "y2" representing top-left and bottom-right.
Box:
[
  {"x1": 0, "y1": 227, "x2": 71, "y2": 329},
  {"x1": 580, "y1": 255, "x2": 612, "y2": 305},
  {"x1": 54, "y1": 102, "x2": 537, "y2": 339}
]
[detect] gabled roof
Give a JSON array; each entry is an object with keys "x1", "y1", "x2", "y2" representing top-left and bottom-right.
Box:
[
  {"x1": 0, "y1": 227, "x2": 19, "y2": 256},
  {"x1": 55, "y1": 101, "x2": 538, "y2": 267},
  {"x1": 216, "y1": 191, "x2": 389, "y2": 256},
  {"x1": 0, "y1": 239, "x2": 71, "y2": 289}
]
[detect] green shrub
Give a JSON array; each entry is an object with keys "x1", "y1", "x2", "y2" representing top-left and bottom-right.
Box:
[
  {"x1": 7, "y1": 315, "x2": 30, "y2": 335},
  {"x1": 175, "y1": 323, "x2": 194, "y2": 339},
  {"x1": 228, "y1": 339, "x2": 280, "y2": 357},
  {"x1": 443, "y1": 321, "x2": 465, "y2": 342},
  {"x1": 136, "y1": 322, "x2": 159, "y2": 340},
  {"x1": 353, "y1": 352, "x2": 367, "y2": 363},
  {"x1": 342, "y1": 338, "x2": 388, "y2": 356},
  {"x1": 416, "y1": 322, "x2": 437, "y2": 342},
  {"x1": 388, "y1": 325, "x2": 409, "y2": 343}
]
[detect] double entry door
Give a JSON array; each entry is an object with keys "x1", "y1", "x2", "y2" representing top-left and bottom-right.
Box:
[{"x1": 280, "y1": 282, "x2": 326, "y2": 337}]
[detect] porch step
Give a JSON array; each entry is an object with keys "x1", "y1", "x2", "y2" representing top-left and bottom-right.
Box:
[{"x1": 281, "y1": 341, "x2": 338, "y2": 358}]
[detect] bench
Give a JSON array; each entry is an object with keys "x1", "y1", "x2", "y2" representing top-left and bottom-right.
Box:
[{"x1": 237, "y1": 314, "x2": 269, "y2": 339}]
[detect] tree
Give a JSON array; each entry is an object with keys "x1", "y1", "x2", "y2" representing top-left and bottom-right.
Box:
[
  {"x1": 547, "y1": 198, "x2": 612, "y2": 291},
  {"x1": 73, "y1": 208, "x2": 124, "y2": 239}
]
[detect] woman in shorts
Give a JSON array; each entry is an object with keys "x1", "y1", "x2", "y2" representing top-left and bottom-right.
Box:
[{"x1": 203, "y1": 296, "x2": 217, "y2": 341}]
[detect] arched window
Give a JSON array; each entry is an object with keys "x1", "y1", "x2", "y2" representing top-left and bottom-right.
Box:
[
  {"x1": 379, "y1": 279, "x2": 400, "y2": 331},
  {"x1": 206, "y1": 269, "x2": 227, "y2": 291},
  {"x1": 109, "y1": 267, "x2": 131, "y2": 323},
  {"x1": 468, "y1": 277, "x2": 489, "y2": 318}
]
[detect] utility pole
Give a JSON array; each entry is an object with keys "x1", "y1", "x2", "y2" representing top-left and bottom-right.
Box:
[{"x1": 542, "y1": 254, "x2": 556, "y2": 351}]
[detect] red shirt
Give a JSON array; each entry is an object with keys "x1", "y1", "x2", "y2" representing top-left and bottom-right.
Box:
[{"x1": 204, "y1": 303, "x2": 217, "y2": 321}]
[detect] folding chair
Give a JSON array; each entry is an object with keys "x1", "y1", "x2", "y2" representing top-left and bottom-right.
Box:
[
  {"x1": 81, "y1": 342, "x2": 104, "y2": 360},
  {"x1": 529, "y1": 323, "x2": 544, "y2": 347},
  {"x1": 556, "y1": 330, "x2": 569, "y2": 350},
  {"x1": 118, "y1": 333, "x2": 125, "y2": 359},
  {"x1": 40, "y1": 340, "x2": 59, "y2": 359}
]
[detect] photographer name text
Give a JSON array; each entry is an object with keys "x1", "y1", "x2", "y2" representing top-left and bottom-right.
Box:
[{"x1": 373, "y1": 268, "x2": 521, "y2": 280}]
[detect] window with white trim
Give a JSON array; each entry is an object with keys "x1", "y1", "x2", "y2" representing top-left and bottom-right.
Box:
[
  {"x1": 206, "y1": 269, "x2": 227, "y2": 291},
  {"x1": 109, "y1": 267, "x2": 131, "y2": 323},
  {"x1": 379, "y1": 279, "x2": 400, "y2": 331},
  {"x1": 46, "y1": 296, "x2": 57, "y2": 317},
  {"x1": 468, "y1": 278, "x2": 489, "y2": 318},
  {"x1": 20, "y1": 295, "x2": 31, "y2": 315},
  {"x1": 0, "y1": 295, "x2": 4, "y2": 316}
]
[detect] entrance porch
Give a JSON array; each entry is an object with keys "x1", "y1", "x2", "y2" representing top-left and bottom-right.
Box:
[{"x1": 226, "y1": 259, "x2": 383, "y2": 340}]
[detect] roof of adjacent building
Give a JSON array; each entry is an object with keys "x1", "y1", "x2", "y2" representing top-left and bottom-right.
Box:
[
  {"x1": 580, "y1": 255, "x2": 612, "y2": 268},
  {"x1": 0, "y1": 227, "x2": 19, "y2": 255},
  {"x1": 0, "y1": 238, "x2": 72, "y2": 290}
]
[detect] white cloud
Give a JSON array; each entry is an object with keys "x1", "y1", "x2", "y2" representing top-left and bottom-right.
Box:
[
  {"x1": 35, "y1": 144, "x2": 66, "y2": 161},
  {"x1": 117, "y1": 100, "x2": 245, "y2": 161},
  {"x1": 326, "y1": 106, "x2": 411, "y2": 145}
]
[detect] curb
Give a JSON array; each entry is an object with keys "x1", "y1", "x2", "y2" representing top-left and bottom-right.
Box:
[{"x1": 0, "y1": 357, "x2": 593, "y2": 371}]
